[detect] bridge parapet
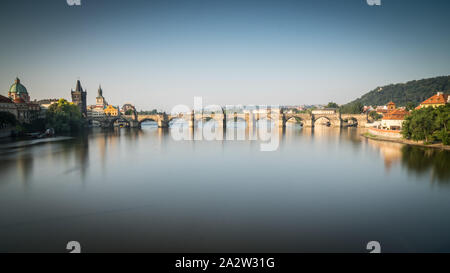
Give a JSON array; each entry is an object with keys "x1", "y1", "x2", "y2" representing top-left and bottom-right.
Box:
[{"x1": 91, "y1": 109, "x2": 369, "y2": 129}]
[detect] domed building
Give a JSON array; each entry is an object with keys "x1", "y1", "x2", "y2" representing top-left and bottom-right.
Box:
[
  {"x1": 1, "y1": 77, "x2": 40, "y2": 124},
  {"x1": 8, "y1": 78, "x2": 30, "y2": 103}
]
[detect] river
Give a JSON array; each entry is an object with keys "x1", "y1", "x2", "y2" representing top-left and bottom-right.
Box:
[{"x1": 0, "y1": 122, "x2": 449, "y2": 252}]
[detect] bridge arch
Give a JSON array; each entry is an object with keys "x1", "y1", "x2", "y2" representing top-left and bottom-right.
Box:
[
  {"x1": 342, "y1": 116, "x2": 358, "y2": 126},
  {"x1": 139, "y1": 117, "x2": 158, "y2": 123},
  {"x1": 285, "y1": 116, "x2": 304, "y2": 126},
  {"x1": 101, "y1": 116, "x2": 132, "y2": 128},
  {"x1": 314, "y1": 116, "x2": 332, "y2": 126}
]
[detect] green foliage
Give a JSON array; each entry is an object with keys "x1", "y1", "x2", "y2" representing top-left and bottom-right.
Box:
[
  {"x1": 339, "y1": 102, "x2": 363, "y2": 114},
  {"x1": 45, "y1": 99, "x2": 85, "y2": 133},
  {"x1": 125, "y1": 109, "x2": 134, "y2": 115},
  {"x1": 369, "y1": 111, "x2": 382, "y2": 121},
  {"x1": 0, "y1": 111, "x2": 17, "y2": 128},
  {"x1": 402, "y1": 104, "x2": 450, "y2": 144},
  {"x1": 405, "y1": 101, "x2": 417, "y2": 111},
  {"x1": 326, "y1": 102, "x2": 339, "y2": 108},
  {"x1": 343, "y1": 75, "x2": 450, "y2": 108}
]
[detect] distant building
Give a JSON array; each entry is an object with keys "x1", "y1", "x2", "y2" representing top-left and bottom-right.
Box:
[
  {"x1": 380, "y1": 102, "x2": 409, "y2": 130},
  {"x1": 8, "y1": 77, "x2": 30, "y2": 103},
  {"x1": 363, "y1": 106, "x2": 374, "y2": 113},
  {"x1": 104, "y1": 105, "x2": 119, "y2": 116},
  {"x1": 415, "y1": 92, "x2": 448, "y2": 110},
  {"x1": 2, "y1": 78, "x2": 40, "y2": 123},
  {"x1": 38, "y1": 99, "x2": 59, "y2": 109},
  {"x1": 89, "y1": 85, "x2": 108, "y2": 117},
  {"x1": 121, "y1": 103, "x2": 136, "y2": 114},
  {"x1": 95, "y1": 85, "x2": 107, "y2": 108},
  {"x1": 376, "y1": 101, "x2": 397, "y2": 116},
  {"x1": 0, "y1": 95, "x2": 18, "y2": 117},
  {"x1": 375, "y1": 105, "x2": 388, "y2": 115},
  {"x1": 71, "y1": 80, "x2": 87, "y2": 117}
]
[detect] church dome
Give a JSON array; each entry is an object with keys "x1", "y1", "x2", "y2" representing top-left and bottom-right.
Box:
[{"x1": 9, "y1": 78, "x2": 28, "y2": 94}]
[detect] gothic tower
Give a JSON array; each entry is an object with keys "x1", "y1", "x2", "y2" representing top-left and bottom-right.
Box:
[{"x1": 71, "y1": 80, "x2": 87, "y2": 117}]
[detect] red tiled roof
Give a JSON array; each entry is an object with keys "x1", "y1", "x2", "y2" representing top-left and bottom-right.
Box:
[
  {"x1": 382, "y1": 108, "x2": 409, "y2": 120},
  {"x1": 0, "y1": 95, "x2": 13, "y2": 103},
  {"x1": 420, "y1": 93, "x2": 448, "y2": 105}
]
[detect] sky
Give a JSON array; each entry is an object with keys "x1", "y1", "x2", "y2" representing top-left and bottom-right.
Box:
[{"x1": 0, "y1": 0, "x2": 449, "y2": 111}]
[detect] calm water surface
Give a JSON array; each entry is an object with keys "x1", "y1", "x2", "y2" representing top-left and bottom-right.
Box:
[{"x1": 0, "y1": 123, "x2": 449, "y2": 252}]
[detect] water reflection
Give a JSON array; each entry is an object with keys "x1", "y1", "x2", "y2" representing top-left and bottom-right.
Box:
[
  {"x1": 0, "y1": 124, "x2": 449, "y2": 252},
  {"x1": 1, "y1": 125, "x2": 449, "y2": 188},
  {"x1": 366, "y1": 138, "x2": 450, "y2": 184},
  {"x1": 401, "y1": 145, "x2": 450, "y2": 184}
]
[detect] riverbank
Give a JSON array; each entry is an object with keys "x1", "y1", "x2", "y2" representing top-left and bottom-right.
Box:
[{"x1": 362, "y1": 132, "x2": 450, "y2": 150}]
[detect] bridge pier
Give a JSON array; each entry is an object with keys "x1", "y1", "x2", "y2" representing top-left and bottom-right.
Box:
[
  {"x1": 303, "y1": 118, "x2": 314, "y2": 127},
  {"x1": 129, "y1": 120, "x2": 140, "y2": 128}
]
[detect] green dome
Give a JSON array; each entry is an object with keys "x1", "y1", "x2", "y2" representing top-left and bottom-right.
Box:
[{"x1": 9, "y1": 78, "x2": 28, "y2": 94}]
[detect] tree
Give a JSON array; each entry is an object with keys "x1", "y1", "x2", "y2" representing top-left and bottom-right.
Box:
[
  {"x1": 369, "y1": 111, "x2": 382, "y2": 121},
  {"x1": 405, "y1": 101, "x2": 417, "y2": 111},
  {"x1": 125, "y1": 109, "x2": 134, "y2": 115},
  {"x1": 434, "y1": 104, "x2": 450, "y2": 144},
  {"x1": 0, "y1": 111, "x2": 17, "y2": 128},
  {"x1": 339, "y1": 102, "x2": 363, "y2": 114},
  {"x1": 402, "y1": 105, "x2": 450, "y2": 144},
  {"x1": 45, "y1": 99, "x2": 85, "y2": 133},
  {"x1": 326, "y1": 102, "x2": 339, "y2": 108}
]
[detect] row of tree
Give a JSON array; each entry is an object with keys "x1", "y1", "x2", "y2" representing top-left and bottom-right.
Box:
[
  {"x1": 45, "y1": 99, "x2": 86, "y2": 133},
  {"x1": 401, "y1": 104, "x2": 450, "y2": 145},
  {"x1": 0, "y1": 99, "x2": 86, "y2": 135}
]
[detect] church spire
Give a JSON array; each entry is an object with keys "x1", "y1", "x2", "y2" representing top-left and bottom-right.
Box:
[
  {"x1": 75, "y1": 80, "x2": 83, "y2": 92},
  {"x1": 98, "y1": 85, "x2": 103, "y2": 97}
]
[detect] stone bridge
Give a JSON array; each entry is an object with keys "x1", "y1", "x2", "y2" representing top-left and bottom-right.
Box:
[{"x1": 88, "y1": 110, "x2": 369, "y2": 128}]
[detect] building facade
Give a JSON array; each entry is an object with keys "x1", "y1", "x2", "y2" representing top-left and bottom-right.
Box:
[
  {"x1": 104, "y1": 105, "x2": 119, "y2": 116},
  {"x1": 0, "y1": 95, "x2": 18, "y2": 117},
  {"x1": 379, "y1": 102, "x2": 409, "y2": 130},
  {"x1": 415, "y1": 92, "x2": 449, "y2": 109}
]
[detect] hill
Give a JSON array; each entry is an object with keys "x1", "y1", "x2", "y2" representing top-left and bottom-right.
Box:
[{"x1": 340, "y1": 75, "x2": 450, "y2": 113}]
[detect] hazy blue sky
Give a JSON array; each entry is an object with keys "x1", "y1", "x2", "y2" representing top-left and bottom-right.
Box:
[{"x1": 0, "y1": 0, "x2": 449, "y2": 110}]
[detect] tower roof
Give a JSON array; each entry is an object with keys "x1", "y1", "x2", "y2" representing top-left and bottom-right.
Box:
[
  {"x1": 75, "y1": 80, "x2": 84, "y2": 92},
  {"x1": 98, "y1": 85, "x2": 103, "y2": 96},
  {"x1": 9, "y1": 77, "x2": 28, "y2": 94}
]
